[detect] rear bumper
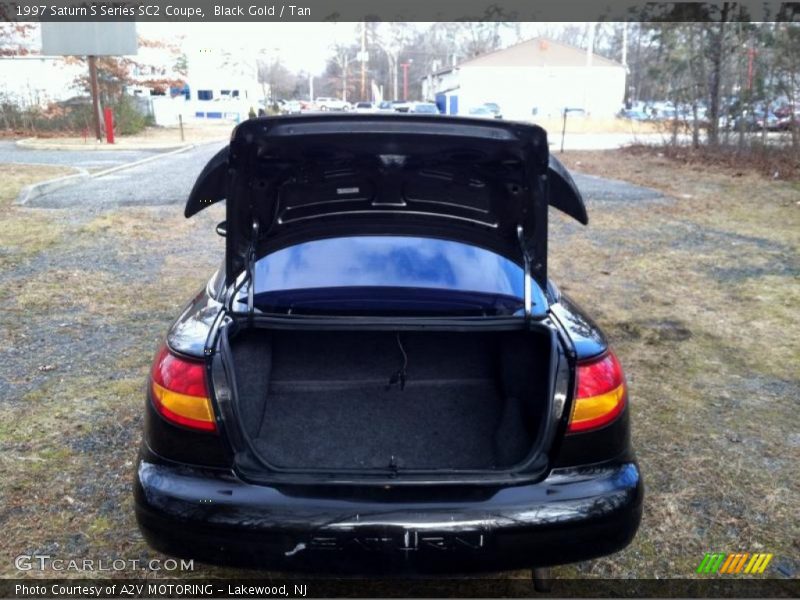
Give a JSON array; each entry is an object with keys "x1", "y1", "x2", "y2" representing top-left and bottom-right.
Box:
[{"x1": 134, "y1": 455, "x2": 642, "y2": 573}]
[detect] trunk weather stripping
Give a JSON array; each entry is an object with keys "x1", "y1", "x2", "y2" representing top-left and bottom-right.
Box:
[
  {"x1": 517, "y1": 224, "x2": 532, "y2": 321},
  {"x1": 245, "y1": 218, "x2": 260, "y2": 322}
]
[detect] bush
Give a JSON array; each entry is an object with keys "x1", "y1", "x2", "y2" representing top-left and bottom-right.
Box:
[
  {"x1": 0, "y1": 93, "x2": 153, "y2": 137},
  {"x1": 109, "y1": 95, "x2": 152, "y2": 136}
]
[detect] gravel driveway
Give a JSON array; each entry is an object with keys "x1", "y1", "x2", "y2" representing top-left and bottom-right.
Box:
[
  {"x1": 0, "y1": 140, "x2": 167, "y2": 171},
  {"x1": 24, "y1": 142, "x2": 226, "y2": 209}
]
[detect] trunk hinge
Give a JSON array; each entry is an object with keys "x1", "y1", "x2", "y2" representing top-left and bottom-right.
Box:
[
  {"x1": 246, "y1": 217, "x2": 260, "y2": 321},
  {"x1": 516, "y1": 224, "x2": 532, "y2": 321}
]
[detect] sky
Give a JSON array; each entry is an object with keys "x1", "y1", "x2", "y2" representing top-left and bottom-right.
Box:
[
  {"x1": 137, "y1": 22, "x2": 553, "y2": 75},
  {"x1": 138, "y1": 22, "x2": 363, "y2": 73}
]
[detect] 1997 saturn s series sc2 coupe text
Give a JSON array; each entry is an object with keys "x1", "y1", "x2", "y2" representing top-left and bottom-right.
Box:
[{"x1": 134, "y1": 115, "x2": 643, "y2": 576}]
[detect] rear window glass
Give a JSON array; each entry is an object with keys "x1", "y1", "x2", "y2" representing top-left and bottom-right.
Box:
[{"x1": 248, "y1": 236, "x2": 524, "y2": 315}]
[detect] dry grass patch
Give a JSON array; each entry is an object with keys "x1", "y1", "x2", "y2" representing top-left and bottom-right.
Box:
[
  {"x1": 0, "y1": 164, "x2": 78, "y2": 266},
  {"x1": 532, "y1": 116, "x2": 663, "y2": 135},
  {"x1": 551, "y1": 148, "x2": 799, "y2": 578}
]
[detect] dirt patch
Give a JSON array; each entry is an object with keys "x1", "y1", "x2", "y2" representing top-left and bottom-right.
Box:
[
  {"x1": 612, "y1": 319, "x2": 693, "y2": 344},
  {"x1": 19, "y1": 123, "x2": 232, "y2": 150},
  {"x1": 621, "y1": 143, "x2": 800, "y2": 182},
  {"x1": 532, "y1": 116, "x2": 664, "y2": 135}
]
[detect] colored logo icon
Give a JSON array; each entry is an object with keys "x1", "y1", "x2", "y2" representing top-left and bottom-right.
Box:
[{"x1": 697, "y1": 552, "x2": 773, "y2": 574}]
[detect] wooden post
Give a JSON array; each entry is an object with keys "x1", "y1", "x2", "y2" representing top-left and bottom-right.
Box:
[
  {"x1": 561, "y1": 108, "x2": 568, "y2": 153},
  {"x1": 178, "y1": 114, "x2": 185, "y2": 142},
  {"x1": 88, "y1": 55, "x2": 102, "y2": 141}
]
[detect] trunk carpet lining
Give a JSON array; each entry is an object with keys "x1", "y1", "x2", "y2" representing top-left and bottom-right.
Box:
[
  {"x1": 254, "y1": 380, "x2": 505, "y2": 470},
  {"x1": 231, "y1": 329, "x2": 547, "y2": 471}
]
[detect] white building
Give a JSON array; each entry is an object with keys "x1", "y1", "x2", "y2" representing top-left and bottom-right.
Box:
[
  {"x1": 422, "y1": 38, "x2": 626, "y2": 121},
  {"x1": 182, "y1": 41, "x2": 262, "y2": 123}
]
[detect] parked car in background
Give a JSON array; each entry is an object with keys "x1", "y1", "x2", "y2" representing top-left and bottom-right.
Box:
[
  {"x1": 482, "y1": 102, "x2": 503, "y2": 119},
  {"x1": 377, "y1": 100, "x2": 395, "y2": 111},
  {"x1": 733, "y1": 109, "x2": 779, "y2": 132},
  {"x1": 468, "y1": 105, "x2": 496, "y2": 119},
  {"x1": 774, "y1": 102, "x2": 797, "y2": 120},
  {"x1": 774, "y1": 114, "x2": 798, "y2": 131},
  {"x1": 651, "y1": 105, "x2": 677, "y2": 121},
  {"x1": 315, "y1": 97, "x2": 350, "y2": 111},
  {"x1": 407, "y1": 102, "x2": 439, "y2": 114},
  {"x1": 281, "y1": 100, "x2": 303, "y2": 115},
  {"x1": 135, "y1": 114, "x2": 642, "y2": 576},
  {"x1": 618, "y1": 108, "x2": 650, "y2": 121},
  {"x1": 353, "y1": 101, "x2": 376, "y2": 113}
]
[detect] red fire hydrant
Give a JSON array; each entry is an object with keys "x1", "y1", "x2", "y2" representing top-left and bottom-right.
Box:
[{"x1": 104, "y1": 107, "x2": 114, "y2": 144}]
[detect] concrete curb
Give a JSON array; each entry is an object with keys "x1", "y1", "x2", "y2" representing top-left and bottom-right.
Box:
[
  {"x1": 89, "y1": 143, "x2": 196, "y2": 178},
  {"x1": 15, "y1": 136, "x2": 194, "y2": 152},
  {"x1": 16, "y1": 168, "x2": 90, "y2": 205},
  {"x1": 15, "y1": 143, "x2": 197, "y2": 206}
]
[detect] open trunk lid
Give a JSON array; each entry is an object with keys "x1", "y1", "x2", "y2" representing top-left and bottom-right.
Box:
[{"x1": 185, "y1": 115, "x2": 586, "y2": 293}]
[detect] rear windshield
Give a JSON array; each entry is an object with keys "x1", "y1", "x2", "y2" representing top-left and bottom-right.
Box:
[{"x1": 245, "y1": 236, "x2": 524, "y2": 316}]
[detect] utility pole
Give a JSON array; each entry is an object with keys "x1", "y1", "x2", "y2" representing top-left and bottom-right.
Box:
[
  {"x1": 622, "y1": 22, "x2": 628, "y2": 67},
  {"x1": 401, "y1": 61, "x2": 411, "y2": 101},
  {"x1": 343, "y1": 55, "x2": 348, "y2": 102},
  {"x1": 360, "y1": 23, "x2": 366, "y2": 101},
  {"x1": 746, "y1": 40, "x2": 756, "y2": 90},
  {"x1": 622, "y1": 23, "x2": 629, "y2": 108},
  {"x1": 88, "y1": 55, "x2": 102, "y2": 141},
  {"x1": 309, "y1": 73, "x2": 314, "y2": 103},
  {"x1": 584, "y1": 23, "x2": 596, "y2": 114}
]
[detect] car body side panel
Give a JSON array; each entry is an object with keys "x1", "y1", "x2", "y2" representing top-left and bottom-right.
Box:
[{"x1": 549, "y1": 294, "x2": 608, "y2": 360}]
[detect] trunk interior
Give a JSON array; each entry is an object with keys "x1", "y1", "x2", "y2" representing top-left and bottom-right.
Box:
[{"x1": 228, "y1": 328, "x2": 553, "y2": 472}]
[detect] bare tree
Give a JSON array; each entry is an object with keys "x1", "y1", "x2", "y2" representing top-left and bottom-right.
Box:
[{"x1": 257, "y1": 59, "x2": 297, "y2": 103}]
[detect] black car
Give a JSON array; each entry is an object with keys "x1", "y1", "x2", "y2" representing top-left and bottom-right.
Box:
[{"x1": 135, "y1": 114, "x2": 643, "y2": 576}]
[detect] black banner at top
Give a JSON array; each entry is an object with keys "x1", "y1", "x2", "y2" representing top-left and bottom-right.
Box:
[{"x1": 2, "y1": 0, "x2": 800, "y2": 22}]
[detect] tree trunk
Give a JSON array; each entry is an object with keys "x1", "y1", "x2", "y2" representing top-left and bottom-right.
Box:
[
  {"x1": 689, "y1": 24, "x2": 701, "y2": 148},
  {"x1": 707, "y1": 3, "x2": 730, "y2": 147}
]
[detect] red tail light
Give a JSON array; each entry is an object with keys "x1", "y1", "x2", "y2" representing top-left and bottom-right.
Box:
[
  {"x1": 567, "y1": 351, "x2": 626, "y2": 434},
  {"x1": 150, "y1": 344, "x2": 216, "y2": 433}
]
